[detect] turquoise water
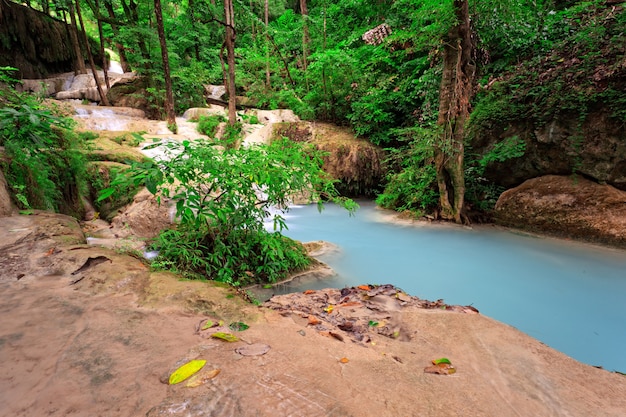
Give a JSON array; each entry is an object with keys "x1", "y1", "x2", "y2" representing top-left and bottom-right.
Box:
[{"x1": 271, "y1": 201, "x2": 626, "y2": 372}]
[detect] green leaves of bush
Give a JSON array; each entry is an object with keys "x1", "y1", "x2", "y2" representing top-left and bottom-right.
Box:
[{"x1": 101, "y1": 137, "x2": 356, "y2": 285}]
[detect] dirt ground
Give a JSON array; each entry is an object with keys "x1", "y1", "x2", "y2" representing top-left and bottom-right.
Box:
[{"x1": 1, "y1": 211, "x2": 626, "y2": 417}]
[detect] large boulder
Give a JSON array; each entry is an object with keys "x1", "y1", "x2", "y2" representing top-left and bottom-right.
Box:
[{"x1": 495, "y1": 175, "x2": 626, "y2": 248}]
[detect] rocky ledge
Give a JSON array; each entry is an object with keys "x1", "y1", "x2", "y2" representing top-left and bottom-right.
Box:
[{"x1": 1, "y1": 212, "x2": 625, "y2": 416}]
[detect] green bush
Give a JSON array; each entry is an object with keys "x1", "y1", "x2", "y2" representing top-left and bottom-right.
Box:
[
  {"x1": 100, "y1": 137, "x2": 357, "y2": 286},
  {"x1": 196, "y1": 114, "x2": 226, "y2": 137},
  {"x1": 0, "y1": 67, "x2": 87, "y2": 216},
  {"x1": 376, "y1": 128, "x2": 439, "y2": 215}
]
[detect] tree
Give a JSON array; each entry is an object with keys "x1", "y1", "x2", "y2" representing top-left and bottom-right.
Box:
[
  {"x1": 223, "y1": 0, "x2": 237, "y2": 125},
  {"x1": 434, "y1": 0, "x2": 474, "y2": 224},
  {"x1": 154, "y1": 0, "x2": 177, "y2": 132},
  {"x1": 74, "y1": 0, "x2": 110, "y2": 105}
]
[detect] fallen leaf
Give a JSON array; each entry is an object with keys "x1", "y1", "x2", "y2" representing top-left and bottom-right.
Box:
[
  {"x1": 304, "y1": 289, "x2": 316, "y2": 295},
  {"x1": 169, "y1": 359, "x2": 206, "y2": 385},
  {"x1": 424, "y1": 364, "x2": 456, "y2": 375},
  {"x1": 324, "y1": 305, "x2": 334, "y2": 313},
  {"x1": 185, "y1": 368, "x2": 220, "y2": 388},
  {"x1": 201, "y1": 320, "x2": 215, "y2": 330},
  {"x1": 432, "y1": 358, "x2": 451, "y2": 365},
  {"x1": 338, "y1": 301, "x2": 363, "y2": 308},
  {"x1": 357, "y1": 285, "x2": 371, "y2": 291},
  {"x1": 211, "y1": 332, "x2": 239, "y2": 342},
  {"x1": 308, "y1": 315, "x2": 321, "y2": 325},
  {"x1": 329, "y1": 331, "x2": 344, "y2": 342},
  {"x1": 228, "y1": 322, "x2": 249, "y2": 331},
  {"x1": 340, "y1": 357, "x2": 349, "y2": 363}
]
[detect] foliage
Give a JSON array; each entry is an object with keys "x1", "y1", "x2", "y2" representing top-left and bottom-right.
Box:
[
  {"x1": 375, "y1": 128, "x2": 439, "y2": 215},
  {"x1": 464, "y1": 136, "x2": 526, "y2": 211},
  {"x1": 100, "y1": 137, "x2": 357, "y2": 285},
  {"x1": 0, "y1": 67, "x2": 86, "y2": 215},
  {"x1": 196, "y1": 114, "x2": 226, "y2": 137}
]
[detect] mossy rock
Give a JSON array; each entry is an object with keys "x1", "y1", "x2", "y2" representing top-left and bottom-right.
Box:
[
  {"x1": 85, "y1": 161, "x2": 139, "y2": 221},
  {"x1": 85, "y1": 136, "x2": 149, "y2": 164}
]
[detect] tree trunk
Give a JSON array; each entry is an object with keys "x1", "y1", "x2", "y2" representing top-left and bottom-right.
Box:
[
  {"x1": 104, "y1": 0, "x2": 132, "y2": 72},
  {"x1": 94, "y1": 0, "x2": 110, "y2": 89},
  {"x1": 300, "y1": 0, "x2": 309, "y2": 90},
  {"x1": 434, "y1": 0, "x2": 474, "y2": 224},
  {"x1": 68, "y1": 2, "x2": 86, "y2": 74},
  {"x1": 264, "y1": 0, "x2": 270, "y2": 89},
  {"x1": 154, "y1": 0, "x2": 177, "y2": 132},
  {"x1": 223, "y1": 0, "x2": 237, "y2": 126},
  {"x1": 188, "y1": 0, "x2": 201, "y2": 61},
  {"x1": 300, "y1": 0, "x2": 309, "y2": 71},
  {"x1": 75, "y1": 0, "x2": 110, "y2": 106}
]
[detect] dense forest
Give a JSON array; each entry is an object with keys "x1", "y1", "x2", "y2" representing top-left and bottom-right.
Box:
[{"x1": 1, "y1": 0, "x2": 625, "y2": 283}]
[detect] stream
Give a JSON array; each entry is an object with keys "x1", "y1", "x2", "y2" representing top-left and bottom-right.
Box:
[
  {"x1": 265, "y1": 200, "x2": 626, "y2": 373},
  {"x1": 67, "y1": 102, "x2": 626, "y2": 372}
]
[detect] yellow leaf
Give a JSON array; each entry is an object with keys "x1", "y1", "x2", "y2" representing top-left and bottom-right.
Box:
[
  {"x1": 324, "y1": 305, "x2": 334, "y2": 313},
  {"x1": 340, "y1": 357, "x2": 349, "y2": 363},
  {"x1": 169, "y1": 359, "x2": 206, "y2": 385},
  {"x1": 211, "y1": 332, "x2": 239, "y2": 342}
]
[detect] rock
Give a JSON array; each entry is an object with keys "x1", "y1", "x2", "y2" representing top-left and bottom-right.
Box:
[
  {"x1": 110, "y1": 188, "x2": 174, "y2": 239},
  {"x1": 182, "y1": 106, "x2": 227, "y2": 120},
  {"x1": 2, "y1": 212, "x2": 626, "y2": 417},
  {"x1": 495, "y1": 175, "x2": 626, "y2": 247},
  {"x1": 0, "y1": 167, "x2": 15, "y2": 217},
  {"x1": 472, "y1": 109, "x2": 626, "y2": 192}
]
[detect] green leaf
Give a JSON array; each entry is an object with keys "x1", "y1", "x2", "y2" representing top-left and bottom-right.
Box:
[
  {"x1": 201, "y1": 320, "x2": 215, "y2": 330},
  {"x1": 169, "y1": 359, "x2": 206, "y2": 385},
  {"x1": 228, "y1": 322, "x2": 249, "y2": 331},
  {"x1": 211, "y1": 332, "x2": 239, "y2": 342},
  {"x1": 432, "y1": 358, "x2": 451, "y2": 365}
]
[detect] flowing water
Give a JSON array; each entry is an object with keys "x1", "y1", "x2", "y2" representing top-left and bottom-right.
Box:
[{"x1": 268, "y1": 200, "x2": 626, "y2": 372}]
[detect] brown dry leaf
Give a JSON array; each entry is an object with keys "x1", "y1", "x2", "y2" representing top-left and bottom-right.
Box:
[
  {"x1": 308, "y1": 315, "x2": 321, "y2": 325},
  {"x1": 303, "y1": 289, "x2": 316, "y2": 295},
  {"x1": 357, "y1": 285, "x2": 371, "y2": 291},
  {"x1": 340, "y1": 357, "x2": 349, "y2": 364},
  {"x1": 329, "y1": 331, "x2": 344, "y2": 342},
  {"x1": 424, "y1": 364, "x2": 456, "y2": 375},
  {"x1": 337, "y1": 301, "x2": 363, "y2": 308},
  {"x1": 185, "y1": 368, "x2": 221, "y2": 388}
]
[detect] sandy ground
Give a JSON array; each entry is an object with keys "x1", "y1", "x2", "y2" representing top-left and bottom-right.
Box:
[{"x1": 1, "y1": 212, "x2": 626, "y2": 417}]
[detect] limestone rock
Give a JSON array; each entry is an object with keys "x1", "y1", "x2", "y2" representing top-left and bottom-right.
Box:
[
  {"x1": 110, "y1": 188, "x2": 174, "y2": 239},
  {"x1": 495, "y1": 175, "x2": 626, "y2": 247}
]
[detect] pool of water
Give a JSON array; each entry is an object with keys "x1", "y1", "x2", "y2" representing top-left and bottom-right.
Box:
[{"x1": 269, "y1": 201, "x2": 626, "y2": 372}]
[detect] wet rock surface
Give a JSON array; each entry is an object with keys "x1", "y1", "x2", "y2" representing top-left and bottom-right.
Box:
[{"x1": 1, "y1": 212, "x2": 626, "y2": 416}]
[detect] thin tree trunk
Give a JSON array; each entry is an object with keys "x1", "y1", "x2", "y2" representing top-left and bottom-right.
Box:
[
  {"x1": 75, "y1": 0, "x2": 110, "y2": 105},
  {"x1": 188, "y1": 0, "x2": 201, "y2": 61},
  {"x1": 264, "y1": 0, "x2": 270, "y2": 89},
  {"x1": 68, "y1": 3, "x2": 86, "y2": 74},
  {"x1": 300, "y1": 0, "x2": 309, "y2": 90},
  {"x1": 104, "y1": 0, "x2": 132, "y2": 72},
  {"x1": 434, "y1": 0, "x2": 474, "y2": 224},
  {"x1": 94, "y1": 0, "x2": 110, "y2": 89},
  {"x1": 223, "y1": 0, "x2": 237, "y2": 126},
  {"x1": 154, "y1": 0, "x2": 177, "y2": 132}
]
